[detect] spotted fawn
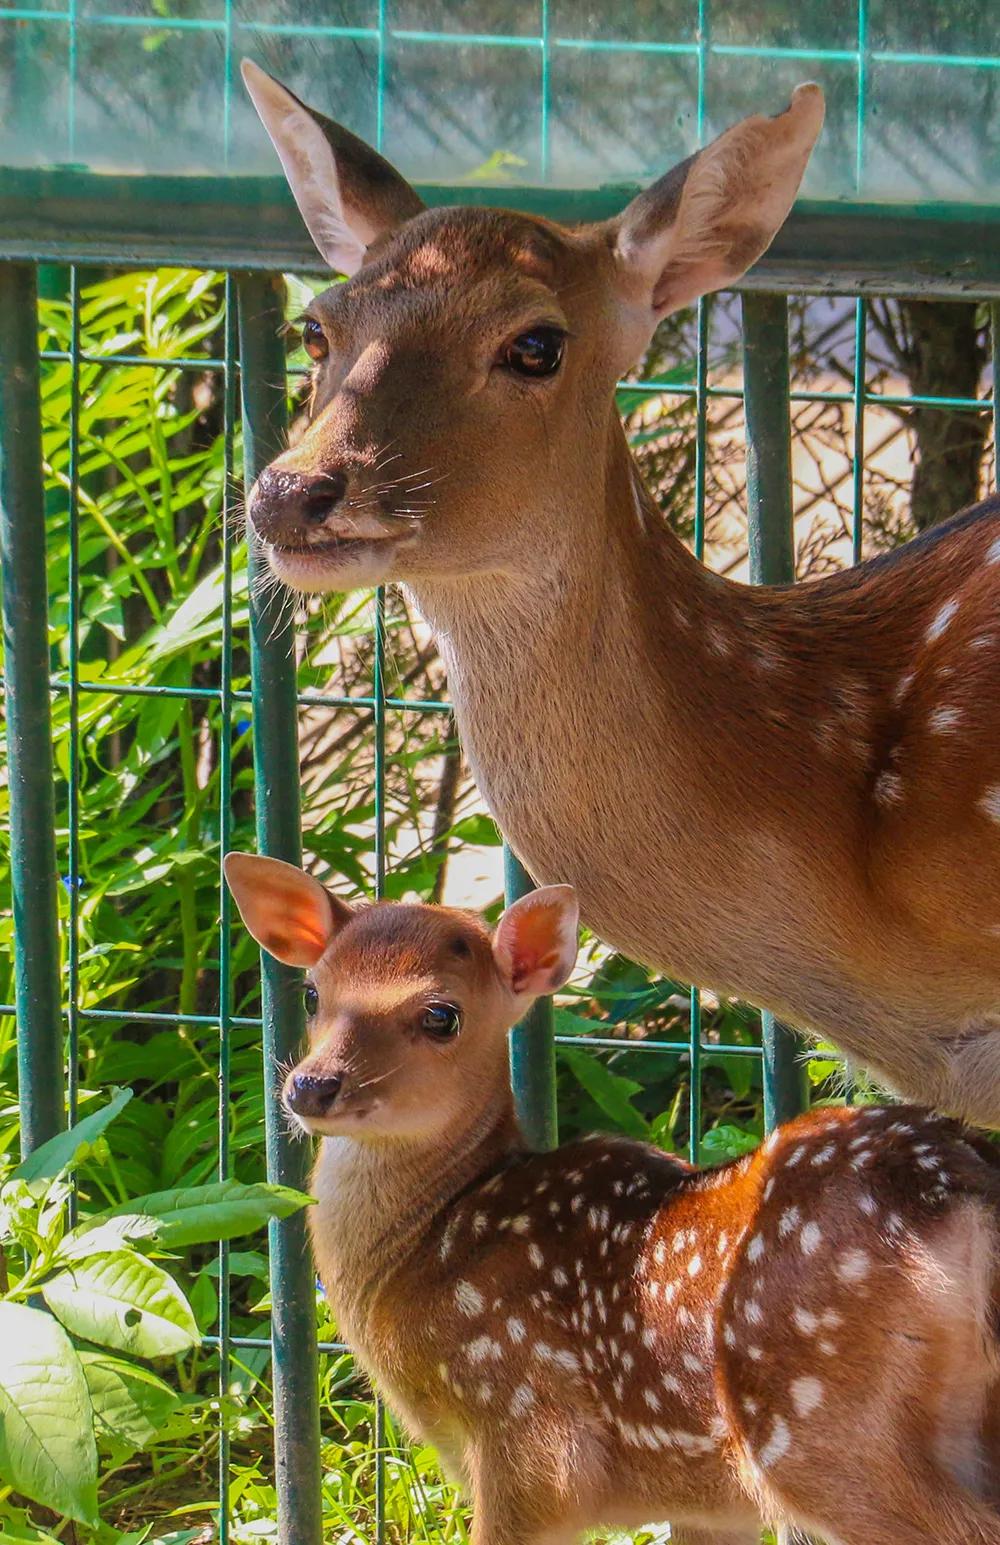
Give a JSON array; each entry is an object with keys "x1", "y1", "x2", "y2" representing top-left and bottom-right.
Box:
[{"x1": 226, "y1": 853, "x2": 1000, "y2": 1544}]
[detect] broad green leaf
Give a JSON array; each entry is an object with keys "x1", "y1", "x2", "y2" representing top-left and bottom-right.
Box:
[
  {"x1": 557, "y1": 1046, "x2": 651, "y2": 1140},
  {"x1": 13, "y1": 1088, "x2": 133, "y2": 1183},
  {"x1": 0, "y1": 1303, "x2": 98, "y2": 1526},
  {"x1": 81, "y1": 1351, "x2": 178, "y2": 1450},
  {"x1": 57, "y1": 1212, "x2": 161, "y2": 1262},
  {"x1": 42, "y1": 1251, "x2": 199, "y2": 1358},
  {"x1": 109, "y1": 1179, "x2": 313, "y2": 1248}
]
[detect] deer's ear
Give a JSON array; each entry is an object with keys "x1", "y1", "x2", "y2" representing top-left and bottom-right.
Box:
[
  {"x1": 241, "y1": 59, "x2": 425, "y2": 276},
  {"x1": 610, "y1": 83, "x2": 823, "y2": 332},
  {"x1": 224, "y1": 852, "x2": 352, "y2": 968},
  {"x1": 493, "y1": 885, "x2": 579, "y2": 999}
]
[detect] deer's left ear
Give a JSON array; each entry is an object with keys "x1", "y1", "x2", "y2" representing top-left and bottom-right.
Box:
[
  {"x1": 493, "y1": 885, "x2": 580, "y2": 998},
  {"x1": 241, "y1": 59, "x2": 426, "y2": 276},
  {"x1": 610, "y1": 83, "x2": 824, "y2": 330}
]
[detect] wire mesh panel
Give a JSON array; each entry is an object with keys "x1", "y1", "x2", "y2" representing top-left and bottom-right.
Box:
[
  {"x1": 0, "y1": 8, "x2": 999, "y2": 1539},
  {"x1": 1, "y1": 0, "x2": 999, "y2": 203}
]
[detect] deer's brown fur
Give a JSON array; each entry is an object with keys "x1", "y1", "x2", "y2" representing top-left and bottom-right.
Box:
[
  {"x1": 226, "y1": 856, "x2": 1000, "y2": 1545},
  {"x1": 239, "y1": 62, "x2": 1000, "y2": 1124}
]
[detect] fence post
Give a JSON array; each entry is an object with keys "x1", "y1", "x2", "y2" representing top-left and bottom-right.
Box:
[
  {"x1": 504, "y1": 849, "x2": 558, "y2": 1151},
  {"x1": 237, "y1": 272, "x2": 323, "y2": 1545},
  {"x1": 742, "y1": 292, "x2": 814, "y2": 1545},
  {"x1": 741, "y1": 291, "x2": 810, "y2": 1133},
  {"x1": 0, "y1": 262, "x2": 65, "y2": 1156}
]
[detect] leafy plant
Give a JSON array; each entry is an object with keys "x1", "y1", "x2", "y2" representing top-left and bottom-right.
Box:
[{"x1": 0, "y1": 1088, "x2": 309, "y2": 1537}]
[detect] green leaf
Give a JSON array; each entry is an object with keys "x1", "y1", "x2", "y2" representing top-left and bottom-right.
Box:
[
  {"x1": 108, "y1": 1179, "x2": 313, "y2": 1247},
  {"x1": 57, "y1": 1212, "x2": 161, "y2": 1262},
  {"x1": 557, "y1": 1046, "x2": 651, "y2": 1140},
  {"x1": 0, "y1": 1302, "x2": 98, "y2": 1526},
  {"x1": 81, "y1": 1351, "x2": 178, "y2": 1450},
  {"x1": 699, "y1": 1124, "x2": 761, "y2": 1165},
  {"x1": 13, "y1": 1088, "x2": 133, "y2": 1183},
  {"x1": 42, "y1": 1251, "x2": 199, "y2": 1358}
]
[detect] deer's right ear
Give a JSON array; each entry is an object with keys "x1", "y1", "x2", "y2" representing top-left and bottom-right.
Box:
[
  {"x1": 224, "y1": 852, "x2": 352, "y2": 968},
  {"x1": 241, "y1": 59, "x2": 425, "y2": 276}
]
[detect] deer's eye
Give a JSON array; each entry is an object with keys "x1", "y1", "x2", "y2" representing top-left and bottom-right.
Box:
[
  {"x1": 304, "y1": 982, "x2": 319, "y2": 1018},
  {"x1": 501, "y1": 327, "x2": 565, "y2": 379},
  {"x1": 420, "y1": 1002, "x2": 462, "y2": 1040},
  {"x1": 301, "y1": 318, "x2": 328, "y2": 363}
]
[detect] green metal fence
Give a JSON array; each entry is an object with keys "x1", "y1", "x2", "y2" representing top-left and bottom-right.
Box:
[{"x1": 2, "y1": 6, "x2": 1000, "y2": 1542}]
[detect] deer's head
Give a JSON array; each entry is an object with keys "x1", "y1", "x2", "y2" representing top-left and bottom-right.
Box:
[
  {"x1": 242, "y1": 61, "x2": 823, "y2": 594},
  {"x1": 224, "y1": 851, "x2": 578, "y2": 1140}
]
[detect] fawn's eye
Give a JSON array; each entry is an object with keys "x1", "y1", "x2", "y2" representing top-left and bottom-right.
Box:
[
  {"x1": 304, "y1": 982, "x2": 319, "y2": 1018},
  {"x1": 301, "y1": 318, "x2": 328, "y2": 363},
  {"x1": 501, "y1": 326, "x2": 565, "y2": 379},
  {"x1": 420, "y1": 1002, "x2": 463, "y2": 1040}
]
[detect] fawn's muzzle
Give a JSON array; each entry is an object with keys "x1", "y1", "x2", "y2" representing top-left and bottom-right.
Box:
[
  {"x1": 248, "y1": 467, "x2": 348, "y2": 547},
  {"x1": 286, "y1": 1071, "x2": 343, "y2": 1118}
]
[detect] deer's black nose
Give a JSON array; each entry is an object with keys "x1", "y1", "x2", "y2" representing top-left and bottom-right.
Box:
[
  {"x1": 286, "y1": 1071, "x2": 343, "y2": 1118},
  {"x1": 249, "y1": 467, "x2": 348, "y2": 545}
]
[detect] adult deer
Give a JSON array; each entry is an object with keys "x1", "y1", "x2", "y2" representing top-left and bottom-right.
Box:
[
  {"x1": 225, "y1": 855, "x2": 1000, "y2": 1545},
  {"x1": 240, "y1": 61, "x2": 1000, "y2": 1126}
]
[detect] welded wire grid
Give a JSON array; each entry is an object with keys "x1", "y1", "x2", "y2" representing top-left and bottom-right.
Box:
[
  {"x1": 0, "y1": 0, "x2": 999, "y2": 195},
  {"x1": 0, "y1": 3, "x2": 998, "y2": 1539},
  {"x1": 2, "y1": 273, "x2": 991, "y2": 1542}
]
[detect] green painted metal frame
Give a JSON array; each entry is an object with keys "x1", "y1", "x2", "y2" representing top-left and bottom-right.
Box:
[
  {"x1": 238, "y1": 271, "x2": 324, "y2": 1545},
  {"x1": 2, "y1": 172, "x2": 1000, "y2": 296},
  {"x1": 0, "y1": 261, "x2": 65, "y2": 1158},
  {"x1": 1, "y1": 248, "x2": 996, "y2": 1541},
  {"x1": 741, "y1": 293, "x2": 811, "y2": 1131}
]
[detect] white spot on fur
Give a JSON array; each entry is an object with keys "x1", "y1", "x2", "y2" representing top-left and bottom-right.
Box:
[
  {"x1": 511, "y1": 1215, "x2": 531, "y2": 1234},
  {"x1": 455, "y1": 1280, "x2": 483, "y2": 1316},
  {"x1": 929, "y1": 706, "x2": 961, "y2": 734},
  {"x1": 979, "y1": 786, "x2": 1000, "y2": 824},
  {"x1": 791, "y1": 1376, "x2": 824, "y2": 1416},
  {"x1": 893, "y1": 672, "x2": 915, "y2": 705},
  {"x1": 986, "y1": 535, "x2": 1000, "y2": 564},
  {"x1": 723, "y1": 1324, "x2": 737, "y2": 1349},
  {"x1": 793, "y1": 1307, "x2": 819, "y2": 1336},
  {"x1": 744, "y1": 1299, "x2": 763, "y2": 1326},
  {"x1": 552, "y1": 1265, "x2": 569, "y2": 1287},
  {"x1": 837, "y1": 1249, "x2": 871, "y2": 1283},
  {"x1": 528, "y1": 1242, "x2": 544, "y2": 1269},
  {"x1": 800, "y1": 1221, "x2": 822, "y2": 1255},
  {"x1": 687, "y1": 1254, "x2": 702, "y2": 1278},
  {"x1": 465, "y1": 1335, "x2": 502, "y2": 1364},
  {"x1": 759, "y1": 1416, "x2": 792, "y2": 1469},
  {"x1": 507, "y1": 1317, "x2": 525, "y2": 1343},
  {"x1": 510, "y1": 1383, "x2": 535, "y2": 1416},
  {"x1": 927, "y1": 598, "x2": 959, "y2": 641},
  {"x1": 747, "y1": 1234, "x2": 765, "y2": 1263},
  {"x1": 778, "y1": 1205, "x2": 801, "y2": 1239},
  {"x1": 874, "y1": 770, "x2": 904, "y2": 807}
]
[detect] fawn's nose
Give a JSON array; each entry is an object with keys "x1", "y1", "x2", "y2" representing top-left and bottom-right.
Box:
[
  {"x1": 286, "y1": 1071, "x2": 343, "y2": 1118},
  {"x1": 249, "y1": 467, "x2": 348, "y2": 545}
]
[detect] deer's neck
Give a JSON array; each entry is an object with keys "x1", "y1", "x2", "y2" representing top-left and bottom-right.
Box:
[{"x1": 310, "y1": 1091, "x2": 522, "y2": 1339}]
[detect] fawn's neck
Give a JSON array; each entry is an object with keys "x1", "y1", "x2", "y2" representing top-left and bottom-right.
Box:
[{"x1": 310, "y1": 1090, "x2": 522, "y2": 1335}]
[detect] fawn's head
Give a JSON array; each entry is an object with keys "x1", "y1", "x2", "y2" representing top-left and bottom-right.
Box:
[
  {"x1": 241, "y1": 61, "x2": 823, "y2": 594},
  {"x1": 225, "y1": 852, "x2": 578, "y2": 1140}
]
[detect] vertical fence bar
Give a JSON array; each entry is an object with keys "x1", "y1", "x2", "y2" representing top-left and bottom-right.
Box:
[
  {"x1": 237, "y1": 271, "x2": 323, "y2": 1545},
  {"x1": 687, "y1": 297, "x2": 710, "y2": 1162},
  {"x1": 741, "y1": 292, "x2": 809, "y2": 1132},
  {"x1": 0, "y1": 261, "x2": 65, "y2": 1156},
  {"x1": 66, "y1": 266, "x2": 82, "y2": 1164},
  {"x1": 992, "y1": 303, "x2": 999, "y2": 485},
  {"x1": 504, "y1": 850, "x2": 558, "y2": 1152},
  {"x1": 216, "y1": 274, "x2": 238, "y2": 1545}
]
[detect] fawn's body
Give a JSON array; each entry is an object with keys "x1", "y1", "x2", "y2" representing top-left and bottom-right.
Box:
[
  {"x1": 225, "y1": 857, "x2": 1000, "y2": 1545},
  {"x1": 239, "y1": 62, "x2": 1000, "y2": 1125}
]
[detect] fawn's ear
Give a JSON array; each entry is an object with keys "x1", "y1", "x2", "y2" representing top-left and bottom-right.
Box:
[
  {"x1": 610, "y1": 83, "x2": 823, "y2": 334},
  {"x1": 493, "y1": 885, "x2": 580, "y2": 998},
  {"x1": 224, "y1": 852, "x2": 352, "y2": 968},
  {"x1": 241, "y1": 59, "x2": 425, "y2": 276}
]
